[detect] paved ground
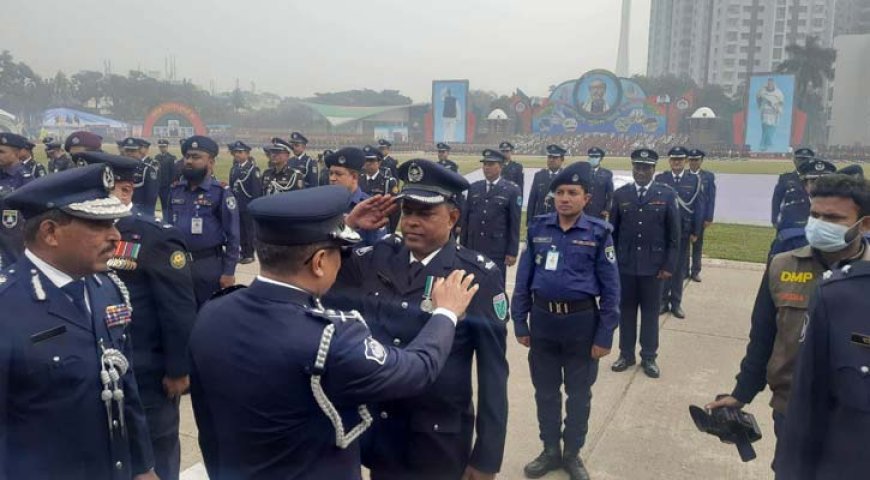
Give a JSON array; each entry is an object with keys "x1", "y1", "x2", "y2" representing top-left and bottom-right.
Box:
[{"x1": 180, "y1": 257, "x2": 777, "y2": 480}]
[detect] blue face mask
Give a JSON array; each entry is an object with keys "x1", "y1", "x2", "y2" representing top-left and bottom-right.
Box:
[
  {"x1": 805, "y1": 217, "x2": 864, "y2": 252},
  {"x1": 588, "y1": 157, "x2": 601, "y2": 168}
]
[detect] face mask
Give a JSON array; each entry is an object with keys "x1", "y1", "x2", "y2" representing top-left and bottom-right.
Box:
[
  {"x1": 182, "y1": 167, "x2": 208, "y2": 183},
  {"x1": 588, "y1": 157, "x2": 601, "y2": 168},
  {"x1": 805, "y1": 217, "x2": 864, "y2": 253}
]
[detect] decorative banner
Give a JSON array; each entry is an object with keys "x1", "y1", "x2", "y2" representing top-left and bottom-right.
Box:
[
  {"x1": 744, "y1": 74, "x2": 796, "y2": 154},
  {"x1": 142, "y1": 102, "x2": 207, "y2": 138},
  {"x1": 432, "y1": 80, "x2": 469, "y2": 143}
]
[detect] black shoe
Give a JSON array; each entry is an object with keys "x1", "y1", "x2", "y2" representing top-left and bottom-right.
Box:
[
  {"x1": 239, "y1": 257, "x2": 255, "y2": 265},
  {"x1": 671, "y1": 305, "x2": 685, "y2": 319},
  {"x1": 659, "y1": 303, "x2": 670, "y2": 315},
  {"x1": 524, "y1": 445, "x2": 562, "y2": 478},
  {"x1": 611, "y1": 356, "x2": 636, "y2": 372},
  {"x1": 691, "y1": 273, "x2": 702, "y2": 282},
  {"x1": 563, "y1": 453, "x2": 591, "y2": 480},
  {"x1": 641, "y1": 359, "x2": 661, "y2": 378}
]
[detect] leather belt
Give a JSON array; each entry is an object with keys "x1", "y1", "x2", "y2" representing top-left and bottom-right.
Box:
[
  {"x1": 534, "y1": 296, "x2": 596, "y2": 315},
  {"x1": 189, "y1": 246, "x2": 222, "y2": 261}
]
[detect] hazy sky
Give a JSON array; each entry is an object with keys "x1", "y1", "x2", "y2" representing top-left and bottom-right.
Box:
[{"x1": 3, "y1": 0, "x2": 651, "y2": 102}]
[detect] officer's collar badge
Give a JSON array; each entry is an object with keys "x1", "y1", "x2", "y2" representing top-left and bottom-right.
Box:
[{"x1": 108, "y1": 241, "x2": 141, "y2": 270}]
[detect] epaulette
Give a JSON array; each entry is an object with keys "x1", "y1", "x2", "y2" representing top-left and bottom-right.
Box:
[
  {"x1": 0, "y1": 268, "x2": 19, "y2": 294},
  {"x1": 822, "y1": 261, "x2": 870, "y2": 283},
  {"x1": 584, "y1": 214, "x2": 613, "y2": 232},
  {"x1": 306, "y1": 306, "x2": 367, "y2": 327},
  {"x1": 133, "y1": 211, "x2": 165, "y2": 230},
  {"x1": 209, "y1": 284, "x2": 247, "y2": 300},
  {"x1": 378, "y1": 234, "x2": 403, "y2": 249},
  {"x1": 455, "y1": 246, "x2": 496, "y2": 273}
]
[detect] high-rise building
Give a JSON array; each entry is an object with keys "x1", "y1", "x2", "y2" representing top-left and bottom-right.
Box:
[
  {"x1": 835, "y1": 0, "x2": 870, "y2": 35},
  {"x1": 616, "y1": 0, "x2": 632, "y2": 76},
  {"x1": 647, "y1": 0, "x2": 715, "y2": 85}
]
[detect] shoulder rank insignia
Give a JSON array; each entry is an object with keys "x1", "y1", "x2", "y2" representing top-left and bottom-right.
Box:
[{"x1": 108, "y1": 241, "x2": 141, "y2": 270}]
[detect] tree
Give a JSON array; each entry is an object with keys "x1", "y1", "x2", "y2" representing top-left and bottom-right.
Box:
[
  {"x1": 308, "y1": 89, "x2": 412, "y2": 106},
  {"x1": 775, "y1": 36, "x2": 836, "y2": 104}
]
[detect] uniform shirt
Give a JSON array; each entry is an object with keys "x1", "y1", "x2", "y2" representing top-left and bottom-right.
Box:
[
  {"x1": 654, "y1": 170, "x2": 703, "y2": 237},
  {"x1": 437, "y1": 159, "x2": 459, "y2": 173},
  {"x1": 47, "y1": 154, "x2": 74, "y2": 174},
  {"x1": 460, "y1": 177, "x2": 521, "y2": 261},
  {"x1": 349, "y1": 188, "x2": 386, "y2": 247},
  {"x1": 526, "y1": 168, "x2": 561, "y2": 224},
  {"x1": 262, "y1": 164, "x2": 305, "y2": 195},
  {"x1": 502, "y1": 160, "x2": 524, "y2": 199},
  {"x1": 511, "y1": 213, "x2": 620, "y2": 348},
  {"x1": 382, "y1": 155, "x2": 399, "y2": 179},
  {"x1": 229, "y1": 159, "x2": 263, "y2": 208},
  {"x1": 291, "y1": 153, "x2": 318, "y2": 188},
  {"x1": 584, "y1": 167, "x2": 614, "y2": 219},
  {"x1": 20, "y1": 157, "x2": 47, "y2": 180},
  {"x1": 771, "y1": 171, "x2": 809, "y2": 230},
  {"x1": 610, "y1": 181, "x2": 681, "y2": 276},
  {"x1": 0, "y1": 163, "x2": 29, "y2": 269},
  {"x1": 155, "y1": 152, "x2": 178, "y2": 190},
  {"x1": 166, "y1": 176, "x2": 240, "y2": 276},
  {"x1": 360, "y1": 170, "x2": 398, "y2": 197},
  {"x1": 190, "y1": 278, "x2": 458, "y2": 480},
  {"x1": 690, "y1": 168, "x2": 716, "y2": 223},
  {"x1": 132, "y1": 157, "x2": 160, "y2": 216},
  {"x1": 0, "y1": 252, "x2": 154, "y2": 479}
]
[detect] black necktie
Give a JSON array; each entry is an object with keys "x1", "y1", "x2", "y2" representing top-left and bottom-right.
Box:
[
  {"x1": 409, "y1": 261, "x2": 424, "y2": 284},
  {"x1": 638, "y1": 186, "x2": 647, "y2": 201},
  {"x1": 675, "y1": 175, "x2": 681, "y2": 184},
  {"x1": 61, "y1": 280, "x2": 89, "y2": 317},
  {"x1": 487, "y1": 182, "x2": 494, "y2": 193}
]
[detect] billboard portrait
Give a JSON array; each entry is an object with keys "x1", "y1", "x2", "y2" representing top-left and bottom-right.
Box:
[
  {"x1": 432, "y1": 80, "x2": 469, "y2": 143},
  {"x1": 745, "y1": 74, "x2": 795, "y2": 154},
  {"x1": 574, "y1": 70, "x2": 623, "y2": 120}
]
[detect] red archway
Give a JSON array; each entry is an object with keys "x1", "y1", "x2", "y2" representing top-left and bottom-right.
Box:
[{"x1": 142, "y1": 102, "x2": 207, "y2": 137}]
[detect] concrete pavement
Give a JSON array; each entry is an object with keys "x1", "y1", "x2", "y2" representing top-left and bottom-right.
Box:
[{"x1": 179, "y1": 257, "x2": 777, "y2": 480}]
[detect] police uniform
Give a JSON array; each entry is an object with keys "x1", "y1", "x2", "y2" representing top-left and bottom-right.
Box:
[
  {"x1": 610, "y1": 149, "x2": 680, "y2": 377},
  {"x1": 189, "y1": 185, "x2": 462, "y2": 480},
  {"x1": 526, "y1": 144, "x2": 566, "y2": 224},
  {"x1": 319, "y1": 149, "x2": 334, "y2": 187},
  {"x1": 262, "y1": 138, "x2": 306, "y2": 195},
  {"x1": 768, "y1": 159, "x2": 837, "y2": 259},
  {"x1": 228, "y1": 141, "x2": 262, "y2": 262},
  {"x1": 460, "y1": 149, "x2": 521, "y2": 282},
  {"x1": 20, "y1": 142, "x2": 47, "y2": 180},
  {"x1": 362, "y1": 145, "x2": 400, "y2": 233},
  {"x1": 584, "y1": 147, "x2": 613, "y2": 221},
  {"x1": 0, "y1": 133, "x2": 35, "y2": 269},
  {"x1": 326, "y1": 159, "x2": 509, "y2": 479},
  {"x1": 325, "y1": 147, "x2": 386, "y2": 247},
  {"x1": 166, "y1": 136, "x2": 240, "y2": 307},
  {"x1": 499, "y1": 141, "x2": 525, "y2": 200},
  {"x1": 77, "y1": 152, "x2": 198, "y2": 480},
  {"x1": 122, "y1": 137, "x2": 161, "y2": 217},
  {"x1": 289, "y1": 131, "x2": 319, "y2": 188},
  {"x1": 770, "y1": 148, "x2": 814, "y2": 257},
  {"x1": 687, "y1": 149, "x2": 716, "y2": 279},
  {"x1": 436, "y1": 142, "x2": 459, "y2": 172},
  {"x1": 655, "y1": 147, "x2": 703, "y2": 317},
  {"x1": 511, "y1": 161, "x2": 620, "y2": 480},
  {"x1": 780, "y1": 256, "x2": 870, "y2": 479},
  {"x1": 0, "y1": 164, "x2": 154, "y2": 479},
  {"x1": 155, "y1": 139, "x2": 179, "y2": 212},
  {"x1": 378, "y1": 139, "x2": 399, "y2": 179},
  {"x1": 44, "y1": 137, "x2": 74, "y2": 173}
]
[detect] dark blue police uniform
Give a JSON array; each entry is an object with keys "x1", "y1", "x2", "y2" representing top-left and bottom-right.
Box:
[
  {"x1": 189, "y1": 185, "x2": 461, "y2": 480},
  {"x1": 122, "y1": 138, "x2": 161, "y2": 216},
  {"x1": 326, "y1": 160, "x2": 509, "y2": 479},
  {"x1": 289, "y1": 131, "x2": 319, "y2": 188},
  {"x1": 499, "y1": 141, "x2": 524, "y2": 200},
  {"x1": 511, "y1": 162, "x2": 620, "y2": 473},
  {"x1": 0, "y1": 164, "x2": 154, "y2": 479},
  {"x1": 436, "y1": 142, "x2": 459, "y2": 172},
  {"x1": 44, "y1": 138, "x2": 74, "y2": 173},
  {"x1": 362, "y1": 145, "x2": 400, "y2": 233},
  {"x1": 228, "y1": 141, "x2": 262, "y2": 261},
  {"x1": 769, "y1": 149, "x2": 814, "y2": 259},
  {"x1": 166, "y1": 136, "x2": 240, "y2": 307},
  {"x1": 378, "y1": 139, "x2": 400, "y2": 179},
  {"x1": 262, "y1": 138, "x2": 306, "y2": 194},
  {"x1": 0, "y1": 133, "x2": 36, "y2": 269},
  {"x1": 768, "y1": 159, "x2": 837, "y2": 260},
  {"x1": 20, "y1": 154, "x2": 47, "y2": 180},
  {"x1": 155, "y1": 140, "x2": 178, "y2": 212},
  {"x1": 584, "y1": 147, "x2": 614, "y2": 221},
  {"x1": 460, "y1": 149, "x2": 521, "y2": 282},
  {"x1": 610, "y1": 149, "x2": 680, "y2": 374},
  {"x1": 687, "y1": 149, "x2": 716, "y2": 278},
  {"x1": 526, "y1": 144, "x2": 566, "y2": 225}
]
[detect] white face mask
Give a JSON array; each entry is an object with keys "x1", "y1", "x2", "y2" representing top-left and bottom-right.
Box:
[
  {"x1": 588, "y1": 157, "x2": 601, "y2": 168},
  {"x1": 805, "y1": 216, "x2": 865, "y2": 253}
]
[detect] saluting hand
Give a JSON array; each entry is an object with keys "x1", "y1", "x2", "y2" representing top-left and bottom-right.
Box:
[
  {"x1": 346, "y1": 195, "x2": 398, "y2": 231},
  {"x1": 431, "y1": 270, "x2": 479, "y2": 320}
]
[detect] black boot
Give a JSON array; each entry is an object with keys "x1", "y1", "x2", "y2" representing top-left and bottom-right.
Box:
[
  {"x1": 523, "y1": 445, "x2": 562, "y2": 478},
  {"x1": 563, "y1": 452, "x2": 591, "y2": 480}
]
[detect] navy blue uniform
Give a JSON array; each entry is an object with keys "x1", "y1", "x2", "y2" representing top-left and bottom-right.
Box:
[
  {"x1": 113, "y1": 211, "x2": 197, "y2": 480},
  {"x1": 155, "y1": 152, "x2": 178, "y2": 212},
  {"x1": 654, "y1": 171, "x2": 703, "y2": 311},
  {"x1": 610, "y1": 182, "x2": 680, "y2": 362},
  {"x1": 166, "y1": 176, "x2": 240, "y2": 307},
  {"x1": 20, "y1": 157, "x2": 47, "y2": 180},
  {"x1": 526, "y1": 168, "x2": 560, "y2": 224},
  {"x1": 769, "y1": 171, "x2": 810, "y2": 258},
  {"x1": 689, "y1": 169, "x2": 716, "y2": 276},
  {"x1": 0, "y1": 164, "x2": 28, "y2": 269},
  {"x1": 780, "y1": 259, "x2": 870, "y2": 479},
  {"x1": 360, "y1": 170, "x2": 400, "y2": 233},
  {"x1": 327, "y1": 236, "x2": 509, "y2": 478},
  {"x1": 0, "y1": 256, "x2": 154, "y2": 479},
  {"x1": 382, "y1": 154, "x2": 399, "y2": 179},
  {"x1": 460, "y1": 178, "x2": 522, "y2": 281},
  {"x1": 229, "y1": 159, "x2": 262, "y2": 260},
  {"x1": 584, "y1": 167, "x2": 614, "y2": 220},
  {"x1": 502, "y1": 160, "x2": 524, "y2": 199},
  {"x1": 133, "y1": 157, "x2": 161, "y2": 216},
  {"x1": 48, "y1": 154, "x2": 75, "y2": 173},
  {"x1": 262, "y1": 164, "x2": 305, "y2": 195},
  {"x1": 190, "y1": 278, "x2": 459, "y2": 480},
  {"x1": 292, "y1": 153, "x2": 318, "y2": 188},
  {"x1": 511, "y1": 213, "x2": 620, "y2": 454},
  {"x1": 437, "y1": 159, "x2": 459, "y2": 173}
]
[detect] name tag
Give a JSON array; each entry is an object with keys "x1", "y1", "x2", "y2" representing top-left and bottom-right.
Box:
[
  {"x1": 572, "y1": 240, "x2": 597, "y2": 247},
  {"x1": 171, "y1": 198, "x2": 185, "y2": 205},
  {"x1": 532, "y1": 237, "x2": 552, "y2": 244},
  {"x1": 649, "y1": 201, "x2": 666, "y2": 205},
  {"x1": 545, "y1": 250, "x2": 559, "y2": 271},
  {"x1": 191, "y1": 217, "x2": 203, "y2": 235},
  {"x1": 851, "y1": 333, "x2": 870, "y2": 348}
]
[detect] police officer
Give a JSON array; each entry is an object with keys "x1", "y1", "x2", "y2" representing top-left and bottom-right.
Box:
[
  {"x1": 121, "y1": 137, "x2": 161, "y2": 216},
  {"x1": 526, "y1": 144, "x2": 566, "y2": 223},
  {"x1": 155, "y1": 139, "x2": 178, "y2": 212},
  {"x1": 325, "y1": 147, "x2": 386, "y2": 247},
  {"x1": 262, "y1": 137, "x2": 305, "y2": 195},
  {"x1": 64, "y1": 130, "x2": 104, "y2": 158},
  {"x1": 189, "y1": 186, "x2": 480, "y2": 479},
  {"x1": 436, "y1": 142, "x2": 459, "y2": 172},
  {"x1": 655, "y1": 146, "x2": 703, "y2": 319},
  {"x1": 378, "y1": 138, "x2": 399, "y2": 179},
  {"x1": 610, "y1": 149, "x2": 680, "y2": 378},
  {"x1": 770, "y1": 148, "x2": 814, "y2": 256},
  {"x1": 228, "y1": 141, "x2": 262, "y2": 264},
  {"x1": 839, "y1": 164, "x2": 864, "y2": 178},
  {"x1": 289, "y1": 131, "x2": 319, "y2": 188},
  {"x1": 769, "y1": 159, "x2": 838, "y2": 258},
  {"x1": 166, "y1": 135, "x2": 240, "y2": 307},
  {"x1": 460, "y1": 149, "x2": 521, "y2": 282},
  {"x1": 705, "y1": 172, "x2": 869, "y2": 471},
  {"x1": 512, "y1": 161, "x2": 620, "y2": 480},
  {"x1": 499, "y1": 141, "x2": 524, "y2": 199},
  {"x1": 318, "y1": 149, "x2": 333, "y2": 186},
  {"x1": 326, "y1": 159, "x2": 509, "y2": 480},
  {"x1": 584, "y1": 147, "x2": 613, "y2": 221},
  {"x1": 0, "y1": 164, "x2": 156, "y2": 479},
  {"x1": 44, "y1": 137, "x2": 74, "y2": 173},
  {"x1": 19, "y1": 139, "x2": 47, "y2": 179},
  {"x1": 362, "y1": 145, "x2": 400, "y2": 233},
  {"x1": 0, "y1": 133, "x2": 36, "y2": 269},
  {"x1": 77, "y1": 151, "x2": 198, "y2": 480},
  {"x1": 687, "y1": 149, "x2": 716, "y2": 281}
]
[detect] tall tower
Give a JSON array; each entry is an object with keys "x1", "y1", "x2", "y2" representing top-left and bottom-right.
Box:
[{"x1": 616, "y1": 0, "x2": 632, "y2": 76}]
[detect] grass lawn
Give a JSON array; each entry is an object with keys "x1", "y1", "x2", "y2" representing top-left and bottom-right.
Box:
[{"x1": 700, "y1": 223, "x2": 774, "y2": 264}]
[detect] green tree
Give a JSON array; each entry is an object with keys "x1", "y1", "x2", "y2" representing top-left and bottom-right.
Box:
[{"x1": 775, "y1": 36, "x2": 837, "y2": 144}]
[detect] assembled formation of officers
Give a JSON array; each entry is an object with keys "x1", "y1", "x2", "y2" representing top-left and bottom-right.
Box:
[{"x1": 0, "y1": 126, "x2": 867, "y2": 480}]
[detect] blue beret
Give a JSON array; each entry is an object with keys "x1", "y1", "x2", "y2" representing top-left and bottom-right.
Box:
[
  {"x1": 839, "y1": 164, "x2": 864, "y2": 177},
  {"x1": 73, "y1": 151, "x2": 140, "y2": 182},
  {"x1": 289, "y1": 132, "x2": 308, "y2": 144},
  {"x1": 0, "y1": 133, "x2": 30, "y2": 149},
  {"x1": 797, "y1": 158, "x2": 836, "y2": 178},
  {"x1": 157, "y1": 139, "x2": 170, "y2": 146},
  {"x1": 550, "y1": 162, "x2": 592, "y2": 192},
  {"x1": 499, "y1": 141, "x2": 514, "y2": 151},
  {"x1": 687, "y1": 149, "x2": 706, "y2": 159},
  {"x1": 436, "y1": 142, "x2": 451, "y2": 151},
  {"x1": 5, "y1": 163, "x2": 130, "y2": 220},
  {"x1": 325, "y1": 147, "x2": 366, "y2": 172},
  {"x1": 546, "y1": 144, "x2": 568, "y2": 157},
  {"x1": 631, "y1": 148, "x2": 659, "y2": 164},
  {"x1": 182, "y1": 136, "x2": 219, "y2": 157},
  {"x1": 667, "y1": 146, "x2": 688, "y2": 158},
  {"x1": 397, "y1": 159, "x2": 469, "y2": 204},
  {"x1": 228, "y1": 141, "x2": 252, "y2": 152},
  {"x1": 377, "y1": 139, "x2": 392, "y2": 148},
  {"x1": 363, "y1": 145, "x2": 384, "y2": 160},
  {"x1": 794, "y1": 148, "x2": 815, "y2": 158},
  {"x1": 587, "y1": 147, "x2": 605, "y2": 158},
  {"x1": 481, "y1": 149, "x2": 506, "y2": 163},
  {"x1": 248, "y1": 185, "x2": 360, "y2": 246},
  {"x1": 64, "y1": 131, "x2": 103, "y2": 152},
  {"x1": 264, "y1": 137, "x2": 292, "y2": 153},
  {"x1": 120, "y1": 137, "x2": 150, "y2": 150}
]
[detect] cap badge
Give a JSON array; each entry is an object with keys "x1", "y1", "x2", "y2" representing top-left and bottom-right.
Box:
[
  {"x1": 191, "y1": 141, "x2": 199, "y2": 149},
  {"x1": 572, "y1": 174, "x2": 580, "y2": 182},
  {"x1": 408, "y1": 164, "x2": 424, "y2": 183},
  {"x1": 102, "y1": 166, "x2": 115, "y2": 190},
  {"x1": 0, "y1": 137, "x2": 6, "y2": 145},
  {"x1": 338, "y1": 156, "x2": 347, "y2": 165},
  {"x1": 815, "y1": 162, "x2": 825, "y2": 171},
  {"x1": 72, "y1": 137, "x2": 80, "y2": 145},
  {"x1": 640, "y1": 151, "x2": 649, "y2": 158}
]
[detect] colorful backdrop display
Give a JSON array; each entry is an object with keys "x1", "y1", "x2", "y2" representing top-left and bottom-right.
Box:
[
  {"x1": 432, "y1": 80, "x2": 469, "y2": 143},
  {"x1": 744, "y1": 74, "x2": 796, "y2": 154}
]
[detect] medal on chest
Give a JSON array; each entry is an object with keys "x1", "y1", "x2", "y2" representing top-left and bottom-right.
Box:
[
  {"x1": 420, "y1": 276, "x2": 435, "y2": 313},
  {"x1": 108, "y1": 240, "x2": 141, "y2": 270}
]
